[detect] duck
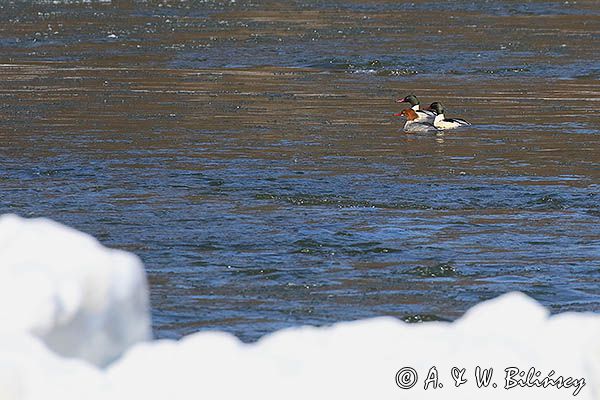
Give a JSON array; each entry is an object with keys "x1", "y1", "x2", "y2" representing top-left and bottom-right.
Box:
[
  {"x1": 394, "y1": 108, "x2": 438, "y2": 133},
  {"x1": 427, "y1": 102, "x2": 471, "y2": 130},
  {"x1": 396, "y1": 94, "x2": 436, "y2": 123}
]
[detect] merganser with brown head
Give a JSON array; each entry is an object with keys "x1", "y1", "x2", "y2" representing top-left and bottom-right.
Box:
[{"x1": 394, "y1": 108, "x2": 438, "y2": 133}]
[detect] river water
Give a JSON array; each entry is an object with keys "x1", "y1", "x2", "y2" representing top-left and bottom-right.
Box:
[{"x1": 1, "y1": 0, "x2": 599, "y2": 341}]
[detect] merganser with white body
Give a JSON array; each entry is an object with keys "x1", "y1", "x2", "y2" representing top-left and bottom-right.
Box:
[
  {"x1": 396, "y1": 94, "x2": 436, "y2": 123},
  {"x1": 428, "y1": 102, "x2": 471, "y2": 130},
  {"x1": 394, "y1": 108, "x2": 438, "y2": 133}
]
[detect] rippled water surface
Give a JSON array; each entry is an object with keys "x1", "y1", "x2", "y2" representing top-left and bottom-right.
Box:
[{"x1": 1, "y1": 0, "x2": 599, "y2": 341}]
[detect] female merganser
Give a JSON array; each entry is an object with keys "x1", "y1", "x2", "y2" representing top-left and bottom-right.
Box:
[
  {"x1": 427, "y1": 102, "x2": 471, "y2": 130},
  {"x1": 394, "y1": 108, "x2": 438, "y2": 133},
  {"x1": 396, "y1": 94, "x2": 436, "y2": 123}
]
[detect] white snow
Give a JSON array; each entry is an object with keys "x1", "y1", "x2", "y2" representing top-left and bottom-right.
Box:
[
  {"x1": 0, "y1": 214, "x2": 150, "y2": 367},
  {"x1": 104, "y1": 292, "x2": 600, "y2": 399},
  {"x1": 0, "y1": 333, "x2": 106, "y2": 400},
  {"x1": 1, "y1": 214, "x2": 599, "y2": 399}
]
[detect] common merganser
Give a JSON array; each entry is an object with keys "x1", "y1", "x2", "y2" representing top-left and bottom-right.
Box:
[
  {"x1": 396, "y1": 94, "x2": 436, "y2": 123},
  {"x1": 427, "y1": 102, "x2": 471, "y2": 130},
  {"x1": 394, "y1": 108, "x2": 438, "y2": 133}
]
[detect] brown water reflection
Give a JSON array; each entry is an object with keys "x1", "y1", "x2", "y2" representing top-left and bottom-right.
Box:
[{"x1": 0, "y1": 1, "x2": 599, "y2": 340}]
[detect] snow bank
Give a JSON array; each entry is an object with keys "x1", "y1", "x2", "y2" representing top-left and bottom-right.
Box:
[
  {"x1": 1, "y1": 214, "x2": 599, "y2": 399},
  {"x1": 105, "y1": 292, "x2": 600, "y2": 399},
  {"x1": 0, "y1": 214, "x2": 150, "y2": 367},
  {"x1": 0, "y1": 333, "x2": 106, "y2": 400}
]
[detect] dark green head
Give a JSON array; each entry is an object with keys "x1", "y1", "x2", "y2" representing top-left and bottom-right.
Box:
[
  {"x1": 428, "y1": 102, "x2": 444, "y2": 115},
  {"x1": 396, "y1": 94, "x2": 419, "y2": 106}
]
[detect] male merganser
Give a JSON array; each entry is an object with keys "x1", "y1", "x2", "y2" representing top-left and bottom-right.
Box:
[
  {"x1": 427, "y1": 102, "x2": 471, "y2": 130},
  {"x1": 394, "y1": 108, "x2": 438, "y2": 133},
  {"x1": 396, "y1": 94, "x2": 436, "y2": 123}
]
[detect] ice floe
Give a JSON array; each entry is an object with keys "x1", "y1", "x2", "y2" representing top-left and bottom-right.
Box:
[{"x1": 0, "y1": 214, "x2": 150, "y2": 367}]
